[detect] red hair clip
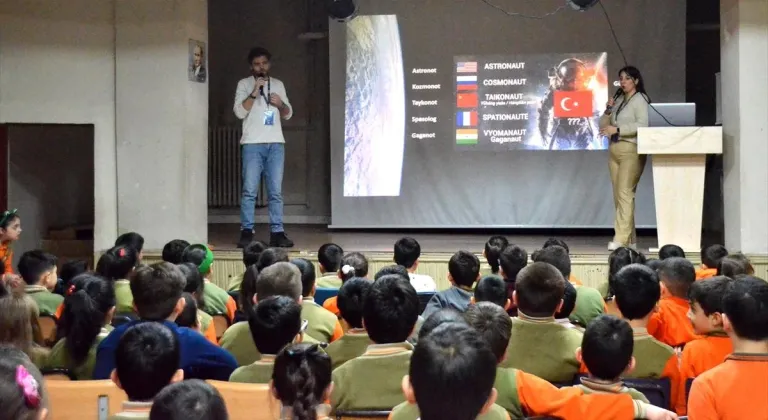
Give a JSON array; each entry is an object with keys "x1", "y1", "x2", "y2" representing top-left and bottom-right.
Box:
[
  {"x1": 118, "y1": 248, "x2": 126, "y2": 257},
  {"x1": 67, "y1": 284, "x2": 76, "y2": 296}
]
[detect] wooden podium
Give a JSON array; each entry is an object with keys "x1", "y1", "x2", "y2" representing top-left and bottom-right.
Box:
[{"x1": 637, "y1": 127, "x2": 723, "y2": 252}]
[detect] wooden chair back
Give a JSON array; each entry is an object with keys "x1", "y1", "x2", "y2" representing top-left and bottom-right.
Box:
[
  {"x1": 207, "y1": 380, "x2": 276, "y2": 420},
  {"x1": 46, "y1": 380, "x2": 127, "y2": 420}
]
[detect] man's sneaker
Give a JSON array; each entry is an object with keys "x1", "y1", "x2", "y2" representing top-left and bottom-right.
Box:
[
  {"x1": 237, "y1": 229, "x2": 253, "y2": 249},
  {"x1": 270, "y1": 231, "x2": 294, "y2": 248}
]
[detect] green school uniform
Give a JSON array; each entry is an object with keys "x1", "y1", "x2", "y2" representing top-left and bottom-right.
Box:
[
  {"x1": 569, "y1": 285, "x2": 605, "y2": 327},
  {"x1": 576, "y1": 377, "x2": 650, "y2": 403},
  {"x1": 220, "y1": 321, "x2": 321, "y2": 367},
  {"x1": 202, "y1": 281, "x2": 230, "y2": 316},
  {"x1": 302, "y1": 297, "x2": 338, "y2": 343},
  {"x1": 316, "y1": 273, "x2": 342, "y2": 289},
  {"x1": 493, "y1": 367, "x2": 525, "y2": 419},
  {"x1": 326, "y1": 329, "x2": 371, "y2": 370},
  {"x1": 229, "y1": 354, "x2": 275, "y2": 384},
  {"x1": 199, "y1": 310, "x2": 213, "y2": 334},
  {"x1": 114, "y1": 280, "x2": 135, "y2": 314},
  {"x1": 390, "y1": 401, "x2": 510, "y2": 420},
  {"x1": 108, "y1": 401, "x2": 153, "y2": 420},
  {"x1": 331, "y1": 343, "x2": 413, "y2": 411},
  {"x1": 227, "y1": 273, "x2": 244, "y2": 293},
  {"x1": 629, "y1": 328, "x2": 675, "y2": 379},
  {"x1": 24, "y1": 285, "x2": 63, "y2": 316},
  {"x1": 501, "y1": 314, "x2": 582, "y2": 383},
  {"x1": 45, "y1": 327, "x2": 112, "y2": 380}
]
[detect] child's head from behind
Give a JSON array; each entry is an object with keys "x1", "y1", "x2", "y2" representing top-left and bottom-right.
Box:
[
  {"x1": 499, "y1": 245, "x2": 528, "y2": 282},
  {"x1": 317, "y1": 243, "x2": 343, "y2": 273},
  {"x1": 149, "y1": 379, "x2": 228, "y2": 420},
  {"x1": 0, "y1": 292, "x2": 42, "y2": 355},
  {"x1": 17, "y1": 250, "x2": 57, "y2": 289},
  {"x1": 0, "y1": 345, "x2": 47, "y2": 420},
  {"x1": 182, "y1": 244, "x2": 214, "y2": 277},
  {"x1": 607, "y1": 247, "x2": 646, "y2": 297},
  {"x1": 290, "y1": 258, "x2": 316, "y2": 298},
  {"x1": 722, "y1": 276, "x2": 768, "y2": 342},
  {"x1": 657, "y1": 257, "x2": 695, "y2": 298},
  {"x1": 407, "y1": 323, "x2": 498, "y2": 420},
  {"x1": 513, "y1": 262, "x2": 566, "y2": 318},
  {"x1": 60, "y1": 274, "x2": 116, "y2": 365},
  {"x1": 242, "y1": 240, "x2": 268, "y2": 268},
  {"x1": 531, "y1": 245, "x2": 571, "y2": 280},
  {"x1": 688, "y1": 276, "x2": 732, "y2": 335},
  {"x1": 96, "y1": 246, "x2": 138, "y2": 282},
  {"x1": 115, "y1": 232, "x2": 145, "y2": 260},
  {"x1": 394, "y1": 237, "x2": 421, "y2": 269},
  {"x1": 374, "y1": 265, "x2": 409, "y2": 281},
  {"x1": 418, "y1": 308, "x2": 468, "y2": 340},
  {"x1": 256, "y1": 247, "x2": 289, "y2": 272},
  {"x1": 129, "y1": 263, "x2": 186, "y2": 321},
  {"x1": 577, "y1": 315, "x2": 634, "y2": 381},
  {"x1": 555, "y1": 281, "x2": 577, "y2": 320},
  {"x1": 612, "y1": 264, "x2": 660, "y2": 321},
  {"x1": 464, "y1": 302, "x2": 512, "y2": 362},
  {"x1": 658, "y1": 244, "x2": 685, "y2": 260},
  {"x1": 473, "y1": 275, "x2": 509, "y2": 309},
  {"x1": 175, "y1": 293, "x2": 200, "y2": 332},
  {"x1": 484, "y1": 235, "x2": 509, "y2": 275},
  {"x1": 543, "y1": 238, "x2": 570, "y2": 254},
  {"x1": 340, "y1": 252, "x2": 369, "y2": 281},
  {"x1": 717, "y1": 253, "x2": 754, "y2": 277},
  {"x1": 701, "y1": 244, "x2": 728, "y2": 269},
  {"x1": 177, "y1": 263, "x2": 206, "y2": 310},
  {"x1": 59, "y1": 260, "x2": 89, "y2": 287},
  {"x1": 255, "y1": 262, "x2": 302, "y2": 303},
  {"x1": 113, "y1": 322, "x2": 183, "y2": 401},
  {"x1": 272, "y1": 343, "x2": 332, "y2": 420},
  {"x1": 363, "y1": 275, "x2": 419, "y2": 344},
  {"x1": 337, "y1": 278, "x2": 372, "y2": 329},
  {"x1": 249, "y1": 295, "x2": 303, "y2": 355},
  {"x1": 448, "y1": 250, "x2": 480, "y2": 288},
  {"x1": 162, "y1": 239, "x2": 190, "y2": 265}
]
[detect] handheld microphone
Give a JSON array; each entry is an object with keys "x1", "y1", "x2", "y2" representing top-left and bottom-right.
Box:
[
  {"x1": 605, "y1": 87, "x2": 623, "y2": 113},
  {"x1": 257, "y1": 73, "x2": 267, "y2": 98}
]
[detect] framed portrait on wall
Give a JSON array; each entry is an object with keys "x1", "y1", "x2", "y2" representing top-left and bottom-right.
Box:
[{"x1": 188, "y1": 39, "x2": 207, "y2": 83}]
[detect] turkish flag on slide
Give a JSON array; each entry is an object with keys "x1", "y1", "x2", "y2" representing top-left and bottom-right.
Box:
[{"x1": 553, "y1": 90, "x2": 593, "y2": 118}]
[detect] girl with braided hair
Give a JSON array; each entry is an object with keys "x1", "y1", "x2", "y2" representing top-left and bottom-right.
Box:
[{"x1": 272, "y1": 343, "x2": 333, "y2": 420}]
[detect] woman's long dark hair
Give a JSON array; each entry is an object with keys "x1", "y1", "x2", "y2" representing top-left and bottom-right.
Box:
[
  {"x1": 60, "y1": 274, "x2": 115, "y2": 365},
  {"x1": 618, "y1": 66, "x2": 651, "y2": 104},
  {"x1": 606, "y1": 247, "x2": 647, "y2": 299},
  {"x1": 273, "y1": 343, "x2": 332, "y2": 420},
  {"x1": 484, "y1": 236, "x2": 509, "y2": 274}
]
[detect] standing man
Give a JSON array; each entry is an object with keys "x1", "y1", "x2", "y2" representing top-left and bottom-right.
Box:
[{"x1": 234, "y1": 47, "x2": 294, "y2": 248}]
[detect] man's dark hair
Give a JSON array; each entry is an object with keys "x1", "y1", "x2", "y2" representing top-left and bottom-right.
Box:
[
  {"x1": 514, "y1": 262, "x2": 566, "y2": 317},
  {"x1": 556, "y1": 281, "x2": 577, "y2": 320},
  {"x1": 474, "y1": 276, "x2": 508, "y2": 308},
  {"x1": 255, "y1": 262, "x2": 302, "y2": 301},
  {"x1": 612, "y1": 264, "x2": 660, "y2": 320},
  {"x1": 162, "y1": 240, "x2": 190, "y2": 264},
  {"x1": 317, "y1": 243, "x2": 344, "y2": 273},
  {"x1": 130, "y1": 263, "x2": 186, "y2": 321},
  {"x1": 484, "y1": 236, "x2": 509, "y2": 275},
  {"x1": 689, "y1": 276, "x2": 732, "y2": 316},
  {"x1": 701, "y1": 245, "x2": 728, "y2": 269},
  {"x1": 249, "y1": 296, "x2": 302, "y2": 355},
  {"x1": 657, "y1": 257, "x2": 696, "y2": 298},
  {"x1": 374, "y1": 265, "x2": 409, "y2": 281},
  {"x1": 115, "y1": 322, "x2": 180, "y2": 401},
  {"x1": 247, "y1": 47, "x2": 272, "y2": 64},
  {"x1": 337, "y1": 278, "x2": 372, "y2": 329},
  {"x1": 18, "y1": 250, "x2": 57, "y2": 285},
  {"x1": 256, "y1": 248, "x2": 290, "y2": 272},
  {"x1": 464, "y1": 302, "x2": 512, "y2": 361},
  {"x1": 499, "y1": 245, "x2": 528, "y2": 282},
  {"x1": 394, "y1": 237, "x2": 421, "y2": 269},
  {"x1": 410, "y1": 324, "x2": 497, "y2": 420},
  {"x1": 290, "y1": 258, "x2": 316, "y2": 298},
  {"x1": 418, "y1": 309, "x2": 468, "y2": 340},
  {"x1": 448, "y1": 251, "x2": 480, "y2": 288},
  {"x1": 243, "y1": 241, "x2": 268, "y2": 268},
  {"x1": 115, "y1": 232, "x2": 145, "y2": 253},
  {"x1": 543, "y1": 238, "x2": 570, "y2": 254},
  {"x1": 363, "y1": 275, "x2": 419, "y2": 344},
  {"x1": 581, "y1": 315, "x2": 634, "y2": 381},
  {"x1": 658, "y1": 244, "x2": 685, "y2": 260},
  {"x1": 717, "y1": 253, "x2": 753, "y2": 277},
  {"x1": 531, "y1": 245, "x2": 571, "y2": 279},
  {"x1": 722, "y1": 276, "x2": 768, "y2": 341},
  {"x1": 150, "y1": 379, "x2": 228, "y2": 420}
]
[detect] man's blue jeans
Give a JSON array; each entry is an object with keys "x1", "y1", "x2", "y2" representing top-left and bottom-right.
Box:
[{"x1": 240, "y1": 143, "x2": 284, "y2": 233}]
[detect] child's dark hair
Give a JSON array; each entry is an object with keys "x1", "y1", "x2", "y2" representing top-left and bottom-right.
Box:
[
  {"x1": 115, "y1": 232, "x2": 145, "y2": 254},
  {"x1": 272, "y1": 343, "x2": 332, "y2": 420},
  {"x1": 612, "y1": 264, "x2": 660, "y2": 320},
  {"x1": 130, "y1": 263, "x2": 185, "y2": 321},
  {"x1": 0, "y1": 210, "x2": 20, "y2": 231},
  {"x1": 149, "y1": 379, "x2": 228, "y2": 420},
  {"x1": 255, "y1": 263, "x2": 302, "y2": 301},
  {"x1": 499, "y1": 244, "x2": 528, "y2": 281},
  {"x1": 483, "y1": 235, "x2": 509, "y2": 275},
  {"x1": 340, "y1": 252, "x2": 369, "y2": 281},
  {"x1": 243, "y1": 240, "x2": 268, "y2": 267},
  {"x1": 178, "y1": 262, "x2": 206, "y2": 310},
  {"x1": 581, "y1": 314, "x2": 634, "y2": 381},
  {"x1": 645, "y1": 258, "x2": 663, "y2": 272},
  {"x1": 658, "y1": 244, "x2": 685, "y2": 260},
  {"x1": 556, "y1": 281, "x2": 577, "y2": 319},
  {"x1": 317, "y1": 243, "x2": 344, "y2": 273},
  {"x1": 291, "y1": 258, "x2": 316, "y2": 298},
  {"x1": 116, "y1": 322, "x2": 180, "y2": 401},
  {"x1": 59, "y1": 260, "x2": 89, "y2": 287},
  {"x1": 59, "y1": 274, "x2": 116, "y2": 366},
  {"x1": 239, "y1": 265, "x2": 259, "y2": 316},
  {"x1": 723, "y1": 276, "x2": 768, "y2": 341},
  {"x1": 464, "y1": 302, "x2": 512, "y2": 361},
  {"x1": 249, "y1": 295, "x2": 302, "y2": 355},
  {"x1": 689, "y1": 276, "x2": 732, "y2": 316},
  {"x1": 514, "y1": 262, "x2": 566, "y2": 317},
  {"x1": 657, "y1": 257, "x2": 695, "y2": 298},
  {"x1": 410, "y1": 323, "x2": 497, "y2": 420},
  {"x1": 363, "y1": 275, "x2": 419, "y2": 343},
  {"x1": 419, "y1": 308, "x2": 468, "y2": 340},
  {"x1": 394, "y1": 237, "x2": 421, "y2": 269},
  {"x1": 607, "y1": 247, "x2": 646, "y2": 298},
  {"x1": 256, "y1": 248, "x2": 289, "y2": 272},
  {"x1": 96, "y1": 245, "x2": 139, "y2": 281},
  {"x1": 448, "y1": 250, "x2": 480, "y2": 288},
  {"x1": 0, "y1": 346, "x2": 46, "y2": 420},
  {"x1": 717, "y1": 253, "x2": 753, "y2": 277},
  {"x1": 531, "y1": 245, "x2": 571, "y2": 279},
  {"x1": 701, "y1": 244, "x2": 728, "y2": 269},
  {"x1": 17, "y1": 250, "x2": 57, "y2": 285},
  {"x1": 337, "y1": 278, "x2": 371, "y2": 329},
  {"x1": 474, "y1": 276, "x2": 508, "y2": 308},
  {"x1": 374, "y1": 265, "x2": 409, "y2": 281},
  {"x1": 182, "y1": 244, "x2": 213, "y2": 275},
  {"x1": 162, "y1": 240, "x2": 190, "y2": 264},
  {"x1": 176, "y1": 293, "x2": 200, "y2": 330},
  {"x1": 543, "y1": 237, "x2": 570, "y2": 254}
]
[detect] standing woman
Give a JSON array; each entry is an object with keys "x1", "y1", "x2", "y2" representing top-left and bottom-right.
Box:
[
  {"x1": 0, "y1": 209, "x2": 21, "y2": 275},
  {"x1": 600, "y1": 66, "x2": 650, "y2": 250}
]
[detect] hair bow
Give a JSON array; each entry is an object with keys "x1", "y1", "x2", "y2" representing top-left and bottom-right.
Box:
[
  {"x1": 16, "y1": 366, "x2": 41, "y2": 408},
  {"x1": 341, "y1": 265, "x2": 355, "y2": 275},
  {"x1": 0, "y1": 209, "x2": 18, "y2": 227},
  {"x1": 67, "y1": 284, "x2": 76, "y2": 296}
]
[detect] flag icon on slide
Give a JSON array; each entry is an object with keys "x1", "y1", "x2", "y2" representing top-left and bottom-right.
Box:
[
  {"x1": 456, "y1": 62, "x2": 478, "y2": 73},
  {"x1": 457, "y1": 92, "x2": 478, "y2": 108},
  {"x1": 456, "y1": 75, "x2": 478, "y2": 91},
  {"x1": 456, "y1": 111, "x2": 478, "y2": 127},
  {"x1": 553, "y1": 90, "x2": 594, "y2": 118},
  {"x1": 456, "y1": 129, "x2": 478, "y2": 145}
]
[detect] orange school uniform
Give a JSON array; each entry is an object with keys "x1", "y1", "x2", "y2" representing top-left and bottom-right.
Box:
[
  {"x1": 688, "y1": 353, "x2": 768, "y2": 420},
  {"x1": 323, "y1": 296, "x2": 340, "y2": 317},
  {"x1": 680, "y1": 333, "x2": 732, "y2": 379},
  {"x1": 695, "y1": 267, "x2": 718, "y2": 281},
  {"x1": 647, "y1": 296, "x2": 699, "y2": 347},
  {"x1": 0, "y1": 242, "x2": 13, "y2": 274}
]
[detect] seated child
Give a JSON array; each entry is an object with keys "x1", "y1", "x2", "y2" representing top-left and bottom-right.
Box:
[
  {"x1": 323, "y1": 252, "x2": 369, "y2": 315},
  {"x1": 576, "y1": 315, "x2": 649, "y2": 403},
  {"x1": 273, "y1": 343, "x2": 334, "y2": 420},
  {"x1": 498, "y1": 244, "x2": 528, "y2": 317},
  {"x1": 688, "y1": 276, "x2": 768, "y2": 418},
  {"x1": 55, "y1": 259, "x2": 89, "y2": 296},
  {"x1": 555, "y1": 281, "x2": 578, "y2": 329},
  {"x1": 0, "y1": 346, "x2": 49, "y2": 420},
  {"x1": 331, "y1": 275, "x2": 419, "y2": 410},
  {"x1": 394, "y1": 237, "x2": 437, "y2": 292},
  {"x1": 292, "y1": 258, "x2": 343, "y2": 343},
  {"x1": 647, "y1": 257, "x2": 698, "y2": 347},
  {"x1": 177, "y1": 263, "x2": 217, "y2": 344},
  {"x1": 45, "y1": 274, "x2": 115, "y2": 380},
  {"x1": 149, "y1": 379, "x2": 228, "y2": 420},
  {"x1": 316, "y1": 243, "x2": 345, "y2": 288},
  {"x1": 229, "y1": 295, "x2": 304, "y2": 384},
  {"x1": 542, "y1": 238, "x2": 582, "y2": 285},
  {"x1": 717, "y1": 252, "x2": 754, "y2": 277},
  {"x1": 175, "y1": 293, "x2": 204, "y2": 334},
  {"x1": 182, "y1": 244, "x2": 237, "y2": 323},
  {"x1": 501, "y1": 262, "x2": 583, "y2": 382},
  {"x1": 162, "y1": 239, "x2": 190, "y2": 265},
  {"x1": 422, "y1": 250, "x2": 480, "y2": 318},
  {"x1": 681, "y1": 276, "x2": 734, "y2": 379},
  {"x1": 418, "y1": 308, "x2": 468, "y2": 339},
  {"x1": 226, "y1": 240, "x2": 267, "y2": 292},
  {"x1": 483, "y1": 235, "x2": 509, "y2": 277},
  {"x1": 645, "y1": 258, "x2": 663, "y2": 272},
  {"x1": 471, "y1": 275, "x2": 511, "y2": 310},
  {"x1": 604, "y1": 247, "x2": 647, "y2": 317},
  {"x1": 110, "y1": 322, "x2": 184, "y2": 419},
  {"x1": 326, "y1": 278, "x2": 373, "y2": 369},
  {"x1": 374, "y1": 265, "x2": 410, "y2": 281},
  {"x1": 697, "y1": 244, "x2": 728, "y2": 280},
  {"x1": 96, "y1": 245, "x2": 139, "y2": 315},
  {"x1": 18, "y1": 250, "x2": 61, "y2": 316},
  {"x1": 256, "y1": 247, "x2": 290, "y2": 272},
  {"x1": 115, "y1": 232, "x2": 145, "y2": 263},
  {"x1": 0, "y1": 292, "x2": 49, "y2": 367},
  {"x1": 658, "y1": 244, "x2": 685, "y2": 260}
]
